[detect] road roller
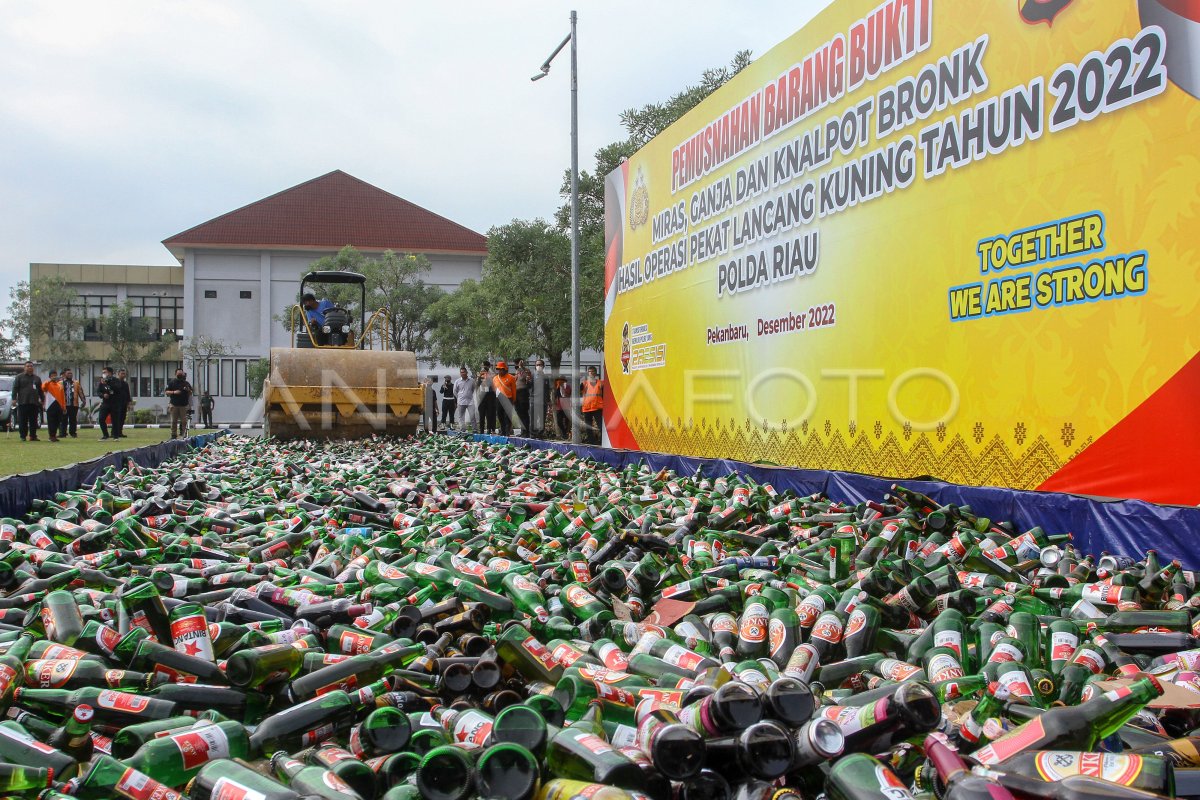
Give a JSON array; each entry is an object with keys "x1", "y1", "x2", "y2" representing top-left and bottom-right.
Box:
[{"x1": 262, "y1": 270, "x2": 424, "y2": 440}]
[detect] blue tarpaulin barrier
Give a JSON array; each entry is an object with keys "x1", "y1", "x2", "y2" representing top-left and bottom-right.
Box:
[
  {"x1": 497, "y1": 436, "x2": 1200, "y2": 570},
  {"x1": 0, "y1": 432, "x2": 226, "y2": 518}
]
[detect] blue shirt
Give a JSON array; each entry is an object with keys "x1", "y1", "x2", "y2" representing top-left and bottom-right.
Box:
[{"x1": 306, "y1": 299, "x2": 335, "y2": 326}]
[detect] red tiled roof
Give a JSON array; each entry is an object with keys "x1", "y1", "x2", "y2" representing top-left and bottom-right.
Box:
[{"x1": 163, "y1": 170, "x2": 487, "y2": 256}]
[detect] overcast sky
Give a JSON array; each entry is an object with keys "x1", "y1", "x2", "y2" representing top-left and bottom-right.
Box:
[{"x1": 0, "y1": 1, "x2": 833, "y2": 307}]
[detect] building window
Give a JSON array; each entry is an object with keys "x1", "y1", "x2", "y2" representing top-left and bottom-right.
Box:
[
  {"x1": 235, "y1": 360, "x2": 247, "y2": 396},
  {"x1": 240, "y1": 290, "x2": 252, "y2": 299},
  {"x1": 220, "y1": 359, "x2": 234, "y2": 397},
  {"x1": 204, "y1": 290, "x2": 217, "y2": 299},
  {"x1": 127, "y1": 295, "x2": 184, "y2": 341}
]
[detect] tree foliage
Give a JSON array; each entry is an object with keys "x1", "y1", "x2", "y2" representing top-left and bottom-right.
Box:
[
  {"x1": 3, "y1": 276, "x2": 89, "y2": 366},
  {"x1": 425, "y1": 279, "x2": 501, "y2": 371},
  {"x1": 181, "y1": 335, "x2": 233, "y2": 395},
  {"x1": 100, "y1": 300, "x2": 170, "y2": 369},
  {"x1": 247, "y1": 358, "x2": 270, "y2": 399}
]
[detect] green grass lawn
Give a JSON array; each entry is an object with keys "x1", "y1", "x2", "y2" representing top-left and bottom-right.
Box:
[{"x1": 0, "y1": 427, "x2": 187, "y2": 477}]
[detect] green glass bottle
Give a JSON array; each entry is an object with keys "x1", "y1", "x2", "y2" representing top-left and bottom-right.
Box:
[{"x1": 65, "y1": 754, "x2": 185, "y2": 800}]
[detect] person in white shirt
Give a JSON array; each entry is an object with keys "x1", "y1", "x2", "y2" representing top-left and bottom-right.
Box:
[{"x1": 453, "y1": 366, "x2": 478, "y2": 431}]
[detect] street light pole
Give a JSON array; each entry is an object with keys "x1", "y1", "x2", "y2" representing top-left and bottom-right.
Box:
[
  {"x1": 569, "y1": 10, "x2": 581, "y2": 446},
  {"x1": 533, "y1": 10, "x2": 583, "y2": 445}
]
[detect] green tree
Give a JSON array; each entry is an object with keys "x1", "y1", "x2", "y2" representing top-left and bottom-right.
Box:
[
  {"x1": 359, "y1": 251, "x2": 445, "y2": 355},
  {"x1": 425, "y1": 279, "x2": 501, "y2": 371},
  {"x1": 181, "y1": 335, "x2": 232, "y2": 396},
  {"x1": 4, "y1": 276, "x2": 88, "y2": 367},
  {"x1": 479, "y1": 219, "x2": 586, "y2": 371},
  {"x1": 247, "y1": 358, "x2": 271, "y2": 399},
  {"x1": 100, "y1": 300, "x2": 169, "y2": 370}
]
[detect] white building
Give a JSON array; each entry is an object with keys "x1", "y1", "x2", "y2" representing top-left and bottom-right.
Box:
[
  {"x1": 162, "y1": 170, "x2": 490, "y2": 422},
  {"x1": 28, "y1": 263, "x2": 184, "y2": 414}
]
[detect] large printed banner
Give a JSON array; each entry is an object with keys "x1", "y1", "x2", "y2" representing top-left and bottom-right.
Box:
[{"x1": 603, "y1": 0, "x2": 1200, "y2": 505}]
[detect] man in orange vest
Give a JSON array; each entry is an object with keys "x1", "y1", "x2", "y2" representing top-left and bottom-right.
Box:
[
  {"x1": 492, "y1": 360, "x2": 518, "y2": 437},
  {"x1": 581, "y1": 365, "x2": 604, "y2": 445},
  {"x1": 43, "y1": 369, "x2": 67, "y2": 443}
]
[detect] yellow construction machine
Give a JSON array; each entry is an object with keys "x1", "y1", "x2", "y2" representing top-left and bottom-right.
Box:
[{"x1": 262, "y1": 271, "x2": 424, "y2": 440}]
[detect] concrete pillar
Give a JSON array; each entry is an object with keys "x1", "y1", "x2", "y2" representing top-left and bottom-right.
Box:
[{"x1": 259, "y1": 253, "x2": 271, "y2": 358}]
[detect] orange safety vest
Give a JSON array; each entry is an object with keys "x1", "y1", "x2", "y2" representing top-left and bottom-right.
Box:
[
  {"x1": 582, "y1": 378, "x2": 604, "y2": 413},
  {"x1": 493, "y1": 373, "x2": 517, "y2": 401},
  {"x1": 44, "y1": 380, "x2": 66, "y2": 409}
]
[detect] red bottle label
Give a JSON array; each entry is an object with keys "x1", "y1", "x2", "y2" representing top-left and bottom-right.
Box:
[
  {"x1": 114, "y1": 767, "x2": 184, "y2": 800},
  {"x1": 300, "y1": 722, "x2": 337, "y2": 747},
  {"x1": 337, "y1": 630, "x2": 375, "y2": 655},
  {"x1": 974, "y1": 717, "x2": 1047, "y2": 765},
  {"x1": 97, "y1": 690, "x2": 150, "y2": 713},
  {"x1": 171, "y1": 725, "x2": 231, "y2": 770}
]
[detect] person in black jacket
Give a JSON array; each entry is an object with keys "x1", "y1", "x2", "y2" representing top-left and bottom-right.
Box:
[
  {"x1": 111, "y1": 368, "x2": 132, "y2": 439},
  {"x1": 10, "y1": 361, "x2": 43, "y2": 442},
  {"x1": 96, "y1": 367, "x2": 115, "y2": 440},
  {"x1": 165, "y1": 368, "x2": 193, "y2": 439}
]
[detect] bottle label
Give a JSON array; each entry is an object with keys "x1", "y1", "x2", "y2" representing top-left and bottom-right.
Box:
[
  {"x1": 94, "y1": 623, "x2": 121, "y2": 657},
  {"x1": 40, "y1": 643, "x2": 85, "y2": 660},
  {"x1": 739, "y1": 604, "x2": 768, "y2": 643},
  {"x1": 300, "y1": 722, "x2": 337, "y2": 747},
  {"x1": 932, "y1": 630, "x2": 962, "y2": 658},
  {"x1": 565, "y1": 585, "x2": 595, "y2": 608},
  {"x1": 510, "y1": 575, "x2": 540, "y2": 593},
  {"x1": 450, "y1": 709, "x2": 494, "y2": 746},
  {"x1": 572, "y1": 731, "x2": 614, "y2": 755},
  {"x1": 875, "y1": 765, "x2": 916, "y2": 800},
  {"x1": 595, "y1": 642, "x2": 630, "y2": 671},
  {"x1": 323, "y1": 772, "x2": 353, "y2": 793},
  {"x1": 878, "y1": 659, "x2": 921, "y2": 681},
  {"x1": 0, "y1": 724, "x2": 56, "y2": 753},
  {"x1": 635, "y1": 687, "x2": 684, "y2": 712},
  {"x1": 988, "y1": 642, "x2": 1024, "y2": 664},
  {"x1": 594, "y1": 680, "x2": 638, "y2": 709},
  {"x1": 609, "y1": 723, "x2": 638, "y2": 748},
  {"x1": 818, "y1": 705, "x2": 863, "y2": 735},
  {"x1": 97, "y1": 689, "x2": 150, "y2": 713},
  {"x1": 844, "y1": 609, "x2": 867, "y2": 638},
  {"x1": 1082, "y1": 583, "x2": 1122, "y2": 604},
  {"x1": 41, "y1": 607, "x2": 59, "y2": 641},
  {"x1": 376, "y1": 563, "x2": 406, "y2": 581},
  {"x1": 338, "y1": 629, "x2": 375, "y2": 655},
  {"x1": 659, "y1": 643, "x2": 703, "y2": 671},
  {"x1": 1034, "y1": 752, "x2": 1144, "y2": 784},
  {"x1": 170, "y1": 613, "x2": 214, "y2": 660},
  {"x1": 926, "y1": 653, "x2": 964, "y2": 683},
  {"x1": 170, "y1": 725, "x2": 230, "y2": 770},
  {"x1": 210, "y1": 777, "x2": 267, "y2": 800},
  {"x1": 710, "y1": 615, "x2": 737, "y2": 634},
  {"x1": 552, "y1": 643, "x2": 586, "y2": 667},
  {"x1": 974, "y1": 717, "x2": 1047, "y2": 765},
  {"x1": 1071, "y1": 647, "x2": 1107, "y2": 674},
  {"x1": 451, "y1": 555, "x2": 488, "y2": 578},
  {"x1": 1050, "y1": 631, "x2": 1078, "y2": 662},
  {"x1": 1101, "y1": 685, "x2": 1134, "y2": 703},
  {"x1": 29, "y1": 659, "x2": 80, "y2": 689},
  {"x1": 114, "y1": 767, "x2": 184, "y2": 800},
  {"x1": 810, "y1": 613, "x2": 843, "y2": 644},
  {"x1": 996, "y1": 667, "x2": 1034, "y2": 699},
  {"x1": 0, "y1": 663, "x2": 15, "y2": 696},
  {"x1": 521, "y1": 636, "x2": 559, "y2": 673},
  {"x1": 797, "y1": 595, "x2": 825, "y2": 627}
]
